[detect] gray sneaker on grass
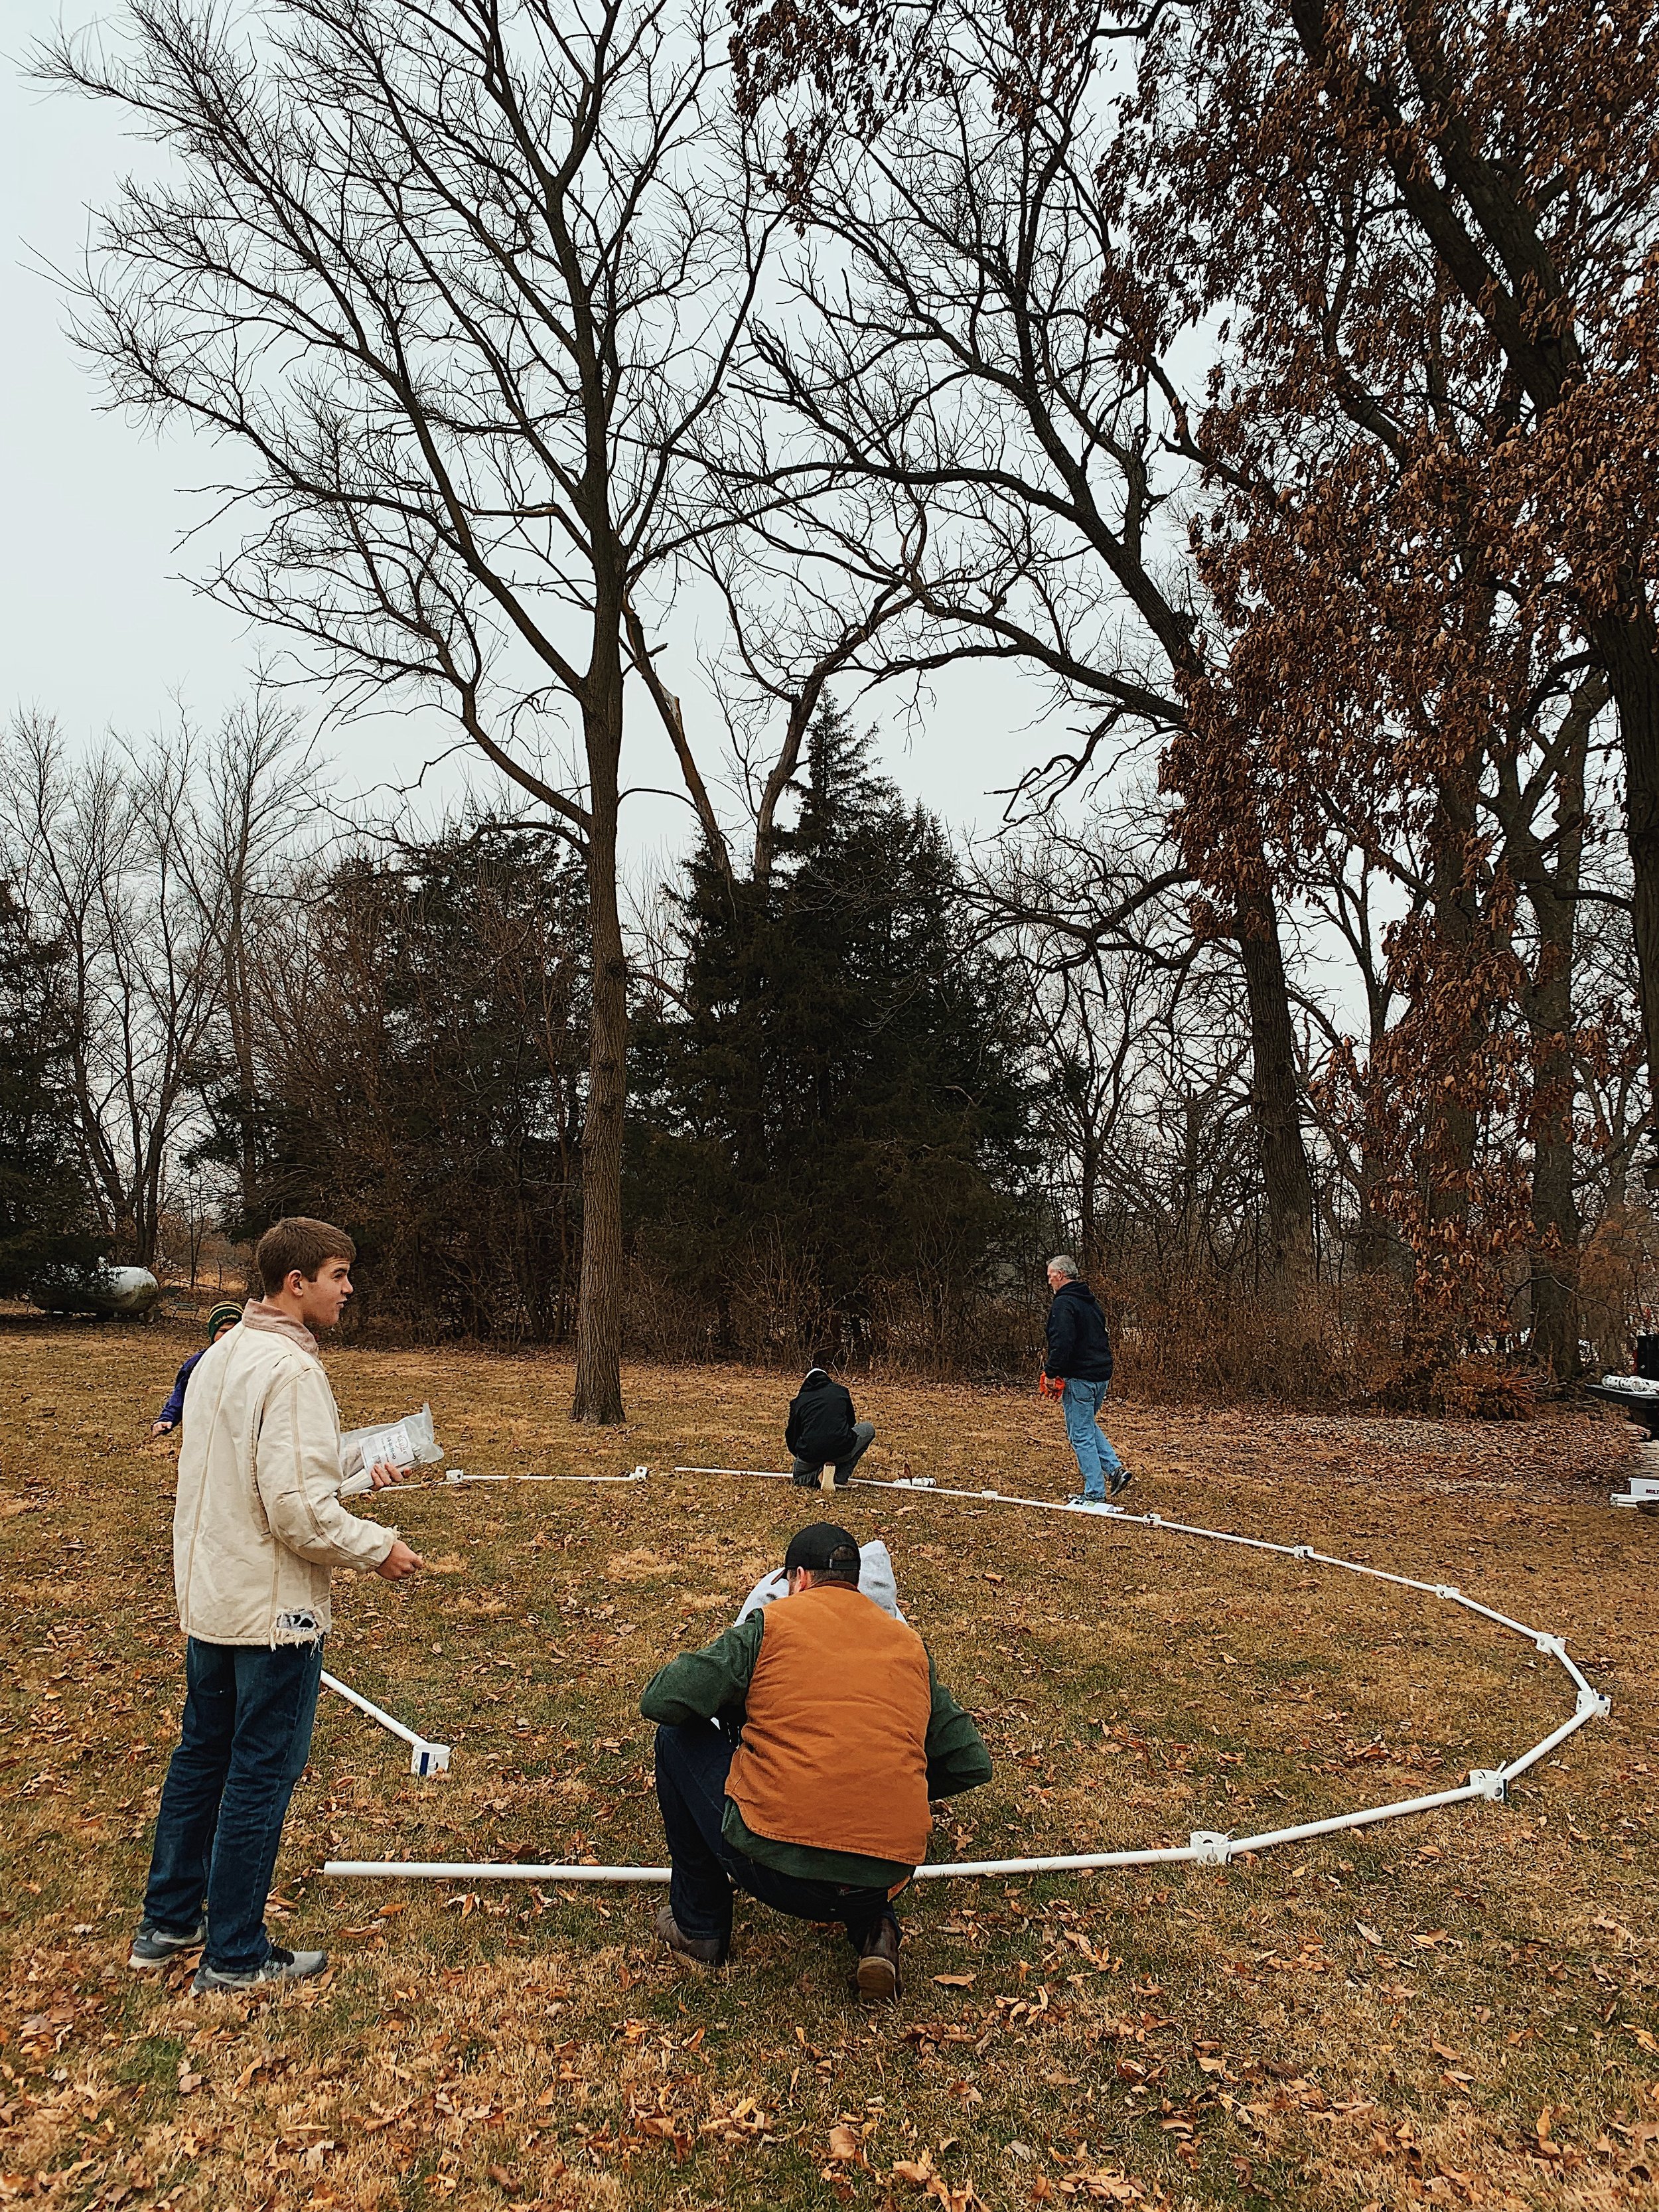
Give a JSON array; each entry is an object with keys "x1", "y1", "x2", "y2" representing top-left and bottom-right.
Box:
[
  {"x1": 192, "y1": 1944, "x2": 327, "y2": 1993},
  {"x1": 129, "y1": 1917, "x2": 206, "y2": 1968}
]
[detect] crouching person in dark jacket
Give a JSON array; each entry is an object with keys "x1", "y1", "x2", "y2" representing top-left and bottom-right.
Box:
[
  {"x1": 642, "y1": 1521, "x2": 991, "y2": 1999},
  {"x1": 786, "y1": 1351, "x2": 875, "y2": 1487}
]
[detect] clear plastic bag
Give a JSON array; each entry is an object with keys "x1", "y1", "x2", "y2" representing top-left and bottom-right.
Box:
[{"x1": 338, "y1": 1403, "x2": 443, "y2": 1493}]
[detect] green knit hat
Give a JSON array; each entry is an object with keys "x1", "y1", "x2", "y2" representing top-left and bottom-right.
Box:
[{"x1": 206, "y1": 1300, "x2": 242, "y2": 1340}]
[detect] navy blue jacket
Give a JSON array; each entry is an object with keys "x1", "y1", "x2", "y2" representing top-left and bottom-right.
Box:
[
  {"x1": 785, "y1": 1370, "x2": 860, "y2": 1463},
  {"x1": 156, "y1": 1347, "x2": 207, "y2": 1430},
  {"x1": 1044, "y1": 1280, "x2": 1113, "y2": 1382}
]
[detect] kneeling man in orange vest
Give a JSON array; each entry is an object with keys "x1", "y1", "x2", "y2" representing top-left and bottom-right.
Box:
[{"x1": 640, "y1": 1521, "x2": 991, "y2": 1999}]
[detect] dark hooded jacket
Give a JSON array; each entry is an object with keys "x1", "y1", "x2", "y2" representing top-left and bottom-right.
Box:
[
  {"x1": 785, "y1": 1370, "x2": 860, "y2": 1463},
  {"x1": 1043, "y1": 1279, "x2": 1114, "y2": 1383}
]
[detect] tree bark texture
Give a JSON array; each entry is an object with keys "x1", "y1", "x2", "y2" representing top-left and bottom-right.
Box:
[
  {"x1": 571, "y1": 665, "x2": 628, "y2": 1426},
  {"x1": 1234, "y1": 882, "x2": 1317, "y2": 1283},
  {"x1": 1516, "y1": 681, "x2": 1597, "y2": 1378},
  {"x1": 1425, "y1": 775, "x2": 1482, "y2": 1229}
]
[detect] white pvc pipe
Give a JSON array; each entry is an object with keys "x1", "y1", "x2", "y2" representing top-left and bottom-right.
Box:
[
  {"x1": 1300, "y1": 1550, "x2": 1442, "y2": 1593},
  {"x1": 676, "y1": 1466, "x2": 1136, "y2": 1518},
  {"x1": 1493, "y1": 1702, "x2": 1595, "y2": 1784},
  {"x1": 1446, "y1": 1594, "x2": 1544, "y2": 1635},
  {"x1": 1227, "y1": 1780, "x2": 1488, "y2": 1856},
  {"x1": 322, "y1": 1670, "x2": 424, "y2": 1749},
  {"x1": 323, "y1": 1462, "x2": 1610, "y2": 1887},
  {"x1": 326, "y1": 1860, "x2": 670, "y2": 1883},
  {"x1": 443, "y1": 1472, "x2": 649, "y2": 1485},
  {"x1": 324, "y1": 1846, "x2": 1216, "y2": 1883},
  {"x1": 321, "y1": 1670, "x2": 450, "y2": 1773},
  {"x1": 913, "y1": 1846, "x2": 1198, "y2": 1877}
]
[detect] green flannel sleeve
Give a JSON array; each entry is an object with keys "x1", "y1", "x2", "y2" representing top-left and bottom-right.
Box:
[
  {"x1": 924, "y1": 1659, "x2": 993, "y2": 1797},
  {"x1": 639, "y1": 1613, "x2": 766, "y2": 1726}
]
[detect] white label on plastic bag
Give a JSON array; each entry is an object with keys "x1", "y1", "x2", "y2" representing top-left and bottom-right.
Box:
[{"x1": 356, "y1": 1420, "x2": 415, "y2": 1469}]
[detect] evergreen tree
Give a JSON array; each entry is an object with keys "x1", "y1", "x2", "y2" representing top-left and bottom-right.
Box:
[
  {"x1": 628, "y1": 705, "x2": 1038, "y2": 1355},
  {"x1": 218, "y1": 828, "x2": 590, "y2": 1339},
  {"x1": 0, "y1": 883, "x2": 106, "y2": 1293}
]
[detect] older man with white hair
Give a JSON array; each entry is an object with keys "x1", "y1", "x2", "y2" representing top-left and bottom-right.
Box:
[{"x1": 1042, "y1": 1255, "x2": 1132, "y2": 1509}]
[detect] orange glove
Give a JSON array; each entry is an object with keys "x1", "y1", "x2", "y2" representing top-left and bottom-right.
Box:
[{"x1": 1037, "y1": 1372, "x2": 1065, "y2": 1400}]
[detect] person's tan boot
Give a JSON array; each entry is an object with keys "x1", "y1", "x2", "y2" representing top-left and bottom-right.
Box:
[
  {"x1": 855, "y1": 1919, "x2": 901, "y2": 2001},
  {"x1": 819, "y1": 1465, "x2": 835, "y2": 1493},
  {"x1": 655, "y1": 1905, "x2": 723, "y2": 1966}
]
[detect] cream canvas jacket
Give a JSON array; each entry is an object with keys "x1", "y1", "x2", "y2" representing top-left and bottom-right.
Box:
[{"x1": 172, "y1": 1302, "x2": 399, "y2": 1645}]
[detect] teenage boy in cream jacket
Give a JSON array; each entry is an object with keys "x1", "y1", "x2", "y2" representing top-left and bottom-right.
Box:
[{"x1": 131, "y1": 1217, "x2": 423, "y2": 1990}]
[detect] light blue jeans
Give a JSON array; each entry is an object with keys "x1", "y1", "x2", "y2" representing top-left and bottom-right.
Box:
[{"x1": 1062, "y1": 1379, "x2": 1125, "y2": 1499}]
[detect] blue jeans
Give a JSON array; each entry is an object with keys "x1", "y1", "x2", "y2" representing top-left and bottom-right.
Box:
[
  {"x1": 1062, "y1": 1378, "x2": 1125, "y2": 1499},
  {"x1": 142, "y1": 1637, "x2": 324, "y2": 1973},
  {"x1": 653, "y1": 1720, "x2": 898, "y2": 1956}
]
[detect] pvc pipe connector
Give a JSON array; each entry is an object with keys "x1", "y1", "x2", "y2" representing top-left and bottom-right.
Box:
[
  {"x1": 1468, "y1": 1768, "x2": 1506, "y2": 1802},
  {"x1": 1577, "y1": 1686, "x2": 1612, "y2": 1720},
  {"x1": 1189, "y1": 1831, "x2": 1231, "y2": 1866}
]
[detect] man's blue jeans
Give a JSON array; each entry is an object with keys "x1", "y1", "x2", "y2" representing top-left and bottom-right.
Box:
[
  {"x1": 142, "y1": 1637, "x2": 324, "y2": 1973},
  {"x1": 1062, "y1": 1378, "x2": 1125, "y2": 1499},
  {"x1": 654, "y1": 1719, "x2": 898, "y2": 1956}
]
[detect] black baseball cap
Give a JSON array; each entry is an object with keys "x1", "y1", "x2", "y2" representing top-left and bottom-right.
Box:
[{"x1": 784, "y1": 1522, "x2": 861, "y2": 1578}]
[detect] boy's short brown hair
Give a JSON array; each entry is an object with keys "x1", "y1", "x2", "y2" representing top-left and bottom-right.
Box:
[{"x1": 255, "y1": 1217, "x2": 356, "y2": 1296}]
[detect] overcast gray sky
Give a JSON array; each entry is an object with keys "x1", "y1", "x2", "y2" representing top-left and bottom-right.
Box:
[{"x1": 3, "y1": 7, "x2": 1055, "y2": 871}]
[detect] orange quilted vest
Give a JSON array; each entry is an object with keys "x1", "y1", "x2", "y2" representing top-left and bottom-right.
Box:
[{"x1": 725, "y1": 1583, "x2": 934, "y2": 1865}]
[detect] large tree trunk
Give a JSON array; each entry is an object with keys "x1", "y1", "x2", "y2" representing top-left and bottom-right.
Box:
[
  {"x1": 571, "y1": 661, "x2": 628, "y2": 1426},
  {"x1": 1518, "y1": 679, "x2": 1598, "y2": 1378},
  {"x1": 1425, "y1": 773, "x2": 1482, "y2": 1223},
  {"x1": 1234, "y1": 881, "x2": 1317, "y2": 1283},
  {"x1": 1528, "y1": 990, "x2": 1579, "y2": 1378}
]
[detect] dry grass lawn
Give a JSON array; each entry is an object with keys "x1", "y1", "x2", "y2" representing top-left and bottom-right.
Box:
[{"x1": 1, "y1": 1317, "x2": 1655, "y2": 2212}]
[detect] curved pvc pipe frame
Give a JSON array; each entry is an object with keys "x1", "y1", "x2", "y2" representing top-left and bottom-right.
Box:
[{"x1": 324, "y1": 1463, "x2": 1610, "y2": 1885}]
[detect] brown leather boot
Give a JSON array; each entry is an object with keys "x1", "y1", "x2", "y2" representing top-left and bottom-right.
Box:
[
  {"x1": 855, "y1": 1919, "x2": 901, "y2": 2001},
  {"x1": 655, "y1": 1905, "x2": 723, "y2": 1966}
]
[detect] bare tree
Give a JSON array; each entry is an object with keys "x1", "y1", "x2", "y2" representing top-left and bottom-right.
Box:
[
  {"x1": 180, "y1": 693, "x2": 323, "y2": 1208},
  {"x1": 976, "y1": 811, "x2": 1263, "y2": 1285},
  {"x1": 735, "y1": 0, "x2": 1321, "y2": 1280},
  {"x1": 41, "y1": 0, "x2": 776, "y2": 1419},
  {"x1": 1, "y1": 715, "x2": 224, "y2": 1265}
]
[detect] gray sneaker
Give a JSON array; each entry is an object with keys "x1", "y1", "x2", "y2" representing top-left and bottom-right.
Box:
[
  {"x1": 129, "y1": 1917, "x2": 206, "y2": 1968},
  {"x1": 192, "y1": 1944, "x2": 327, "y2": 1993}
]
